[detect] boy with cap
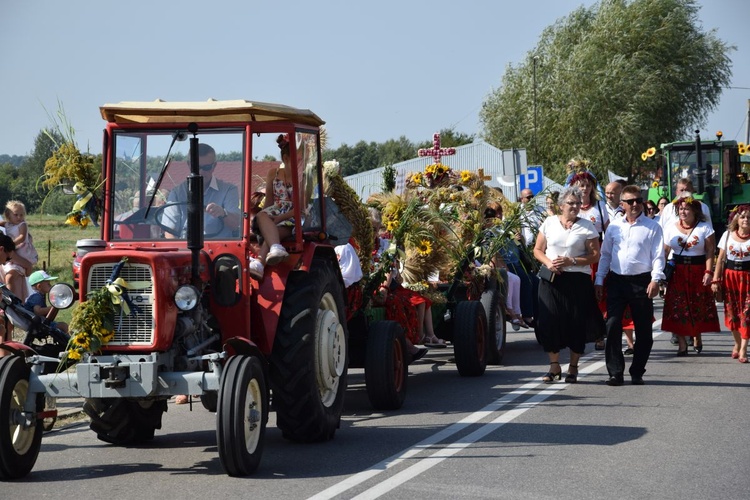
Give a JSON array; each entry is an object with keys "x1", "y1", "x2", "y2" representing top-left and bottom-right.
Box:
[{"x1": 24, "y1": 270, "x2": 68, "y2": 334}]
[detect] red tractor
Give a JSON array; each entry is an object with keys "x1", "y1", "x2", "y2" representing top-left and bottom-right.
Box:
[{"x1": 0, "y1": 100, "x2": 349, "y2": 478}]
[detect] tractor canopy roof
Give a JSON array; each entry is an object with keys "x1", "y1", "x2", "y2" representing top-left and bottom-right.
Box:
[{"x1": 100, "y1": 99, "x2": 325, "y2": 127}]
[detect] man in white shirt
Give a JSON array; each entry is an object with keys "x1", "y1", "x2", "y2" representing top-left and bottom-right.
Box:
[
  {"x1": 604, "y1": 181, "x2": 625, "y2": 220},
  {"x1": 595, "y1": 185, "x2": 665, "y2": 386},
  {"x1": 658, "y1": 178, "x2": 712, "y2": 232}
]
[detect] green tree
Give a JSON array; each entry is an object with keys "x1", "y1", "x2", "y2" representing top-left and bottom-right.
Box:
[
  {"x1": 12, "y1": 130, "x2": 63, "y2": 213},
  {"x1": 382, "y1": 164, "x2": 396, "y2": 192},
  {"x1": 480, "y1": 0, "x2": 733, "y2": 184}
]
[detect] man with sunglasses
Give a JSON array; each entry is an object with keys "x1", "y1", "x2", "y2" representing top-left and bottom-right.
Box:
[
  {"x1": 163, "y1": 143, "x2": 240, "y2": 239},
  {"x1": 595, "y1": 185, "x2": 665, "y2": 386}
]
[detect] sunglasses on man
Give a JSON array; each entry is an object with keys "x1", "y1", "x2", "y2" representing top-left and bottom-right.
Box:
[{"x1": 621, "y1": 197, "x2": 643, "y2": 206}]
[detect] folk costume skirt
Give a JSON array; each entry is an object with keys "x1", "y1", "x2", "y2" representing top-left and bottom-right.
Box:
[
  {"x1": 385, "y1": 286, "x2": 432, "y2": 345},
  {"x1": 537, "y1": 270, "x2": 604, "y2": 354},
  {"x1": 722, "y1": 267, "x2": 750, "y2": 339},
  {"x1": 662, "y1": 263, "x2": 720, "y2": 336}
]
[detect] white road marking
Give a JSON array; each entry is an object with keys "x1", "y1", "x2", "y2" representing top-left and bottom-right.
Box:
[{"x1": 311, "y1": 329, "x2": 666, "y2": 500}]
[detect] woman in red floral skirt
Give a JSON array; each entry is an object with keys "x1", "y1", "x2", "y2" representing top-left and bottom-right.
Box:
[
  {"x1": 712, "y1": 205, "x2": 750, "y2": 363},
  {"x1": 662, "y1": 197, "x2": 719, "y2": 355}
]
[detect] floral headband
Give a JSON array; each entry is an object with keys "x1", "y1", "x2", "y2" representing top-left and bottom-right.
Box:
[
  {"x1": 672, "y1": 196, "x2": 702, "y2": 212},
  {"x1": 728, "y1": 204, "x2": 750, "y2": 224},
  {"x1": 569, "y1": 171, "x2": 597, "y2": 186}
]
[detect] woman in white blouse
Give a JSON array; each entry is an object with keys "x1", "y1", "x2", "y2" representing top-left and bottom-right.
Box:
[{"x1": 533, "y1": 186, "x2": 604, "y2": 383}]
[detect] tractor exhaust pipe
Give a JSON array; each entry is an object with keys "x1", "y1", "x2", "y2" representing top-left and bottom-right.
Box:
[{"x1": 186, "y1": 123, "x2": 204, "y2": 286}]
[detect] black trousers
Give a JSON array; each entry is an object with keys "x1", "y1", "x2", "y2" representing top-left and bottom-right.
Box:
[{"x1": 604, "y1": 272, "x2": 654, "y2": 379}]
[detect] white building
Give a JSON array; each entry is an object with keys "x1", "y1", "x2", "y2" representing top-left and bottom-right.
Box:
[{"x1": 343, "y1": 140, "x2": 564, "y2": 202}]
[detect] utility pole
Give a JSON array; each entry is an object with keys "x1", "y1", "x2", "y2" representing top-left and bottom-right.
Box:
[{"x1": 533, "y1": 56, "x2": 539, "y2": 162}]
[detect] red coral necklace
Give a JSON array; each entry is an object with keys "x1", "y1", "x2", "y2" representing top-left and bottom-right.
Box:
[{"x1": 679, "y1": 219, "x2": 694, "y2": 230}]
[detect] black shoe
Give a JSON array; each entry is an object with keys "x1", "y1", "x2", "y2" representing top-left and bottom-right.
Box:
[
  {"x1": 542, "y1": 361, "x2": 562, "y2": 383},
  {"x1": 676, "y1": 349, "x2": 688, "y2": 357},
  {"x1": 565, "y1": 365, "x2": 578, "y2": 384},
  {"x1": 623, "y1": 348, "x2": 634, "y2": 356},
  {"x1": 693, "y1": 344, "x2": 703, "y2": 353},
  {"x1": 631, "y1": 377, "x2": 645, "y2": 385},
  {"x1": 410, "y1": 347, "x2": 428, "y2": 363},
  {"x1": 595, "y1": 339, "x2": 605, "y2": 351},
  {"x1": 606, "y1": 376, "x2": 624, "y2": 386}
]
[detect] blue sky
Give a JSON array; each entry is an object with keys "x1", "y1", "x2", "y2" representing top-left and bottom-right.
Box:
[{"x1": 1, "y1": 0, "x2": 747, "y2": 158}]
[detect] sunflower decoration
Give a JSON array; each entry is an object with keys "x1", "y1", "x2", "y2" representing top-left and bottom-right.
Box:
[
  {"x1": 42, "y1": 104, "x2": 103, "y2": 226},
  {"x1": 59, "y1": 258, "x2": 150, "y2": 369},
  {"x1": 641, "y1": 147, "x2": 657, "y2": 161},
  {"x1": 417, "y1": 239, "x2": 432, "y2": 256},
  {"x1": 740, "y1": 142, "x2": 748, "y2": 156}
]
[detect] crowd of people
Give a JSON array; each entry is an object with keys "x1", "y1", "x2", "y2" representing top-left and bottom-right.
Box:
[{"x1": 529, "y1": 169, "x2": 747, "y2": 387}]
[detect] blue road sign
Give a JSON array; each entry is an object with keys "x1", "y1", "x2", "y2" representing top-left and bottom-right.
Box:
[{"x1": 519, "y1": 165, "x2": 544, "y2": 194}]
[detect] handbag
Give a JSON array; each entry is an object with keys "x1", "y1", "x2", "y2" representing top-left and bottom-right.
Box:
[{"x1": 538, "y1": 265, "x2": 556, "y2": 283}]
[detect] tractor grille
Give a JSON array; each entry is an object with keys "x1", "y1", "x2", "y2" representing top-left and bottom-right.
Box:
[{"x1": 87, "y1": 262, "x2": 155, "y2": 345}]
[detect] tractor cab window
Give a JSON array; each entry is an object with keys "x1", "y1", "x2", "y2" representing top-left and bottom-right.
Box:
[
  {"x1": 249, "y1": 130, "x2": 323, "y2": 238},
  {"x1": 111, "y1": 130, "x2": 245, "y2": 241}
]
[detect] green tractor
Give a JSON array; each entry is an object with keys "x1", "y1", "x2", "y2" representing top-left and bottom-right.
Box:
[{"x1": 648, "y1": 130, "x2": 750, "y2": 235}]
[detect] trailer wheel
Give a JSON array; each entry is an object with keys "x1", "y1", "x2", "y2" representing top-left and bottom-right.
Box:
[
  {"x1": 452, "y1": 300, "x2": 488, "y2": 377},
  {"x1": 217, "y1": 355, "x2": 267, "y2": 476},
  {"x1": 482, "y1": 289, "x2": 507, "y2": 365},
  {"x1": 365, "y1": 320, "x2": 407, "y2": 410},
  {"x1": 271, "y1": 257, "x2": 348, "y2": 442},
  {"x1": 84, "y1": 398, "x2": 166, "y2": 445},
  {"x1": 0, "y1": 356, "x2": 43, "y2": 480}
]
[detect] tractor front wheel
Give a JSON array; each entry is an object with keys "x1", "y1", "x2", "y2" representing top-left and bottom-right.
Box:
[
  {"x1": 0, "y1": 356, "x2": 43, "y2": 480},
  {"x1": 217, "y1": 355, "x2": 268, "y2": 476}
]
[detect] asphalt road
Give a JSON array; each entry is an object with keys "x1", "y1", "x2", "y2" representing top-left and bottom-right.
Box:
[{"x1": 4, "y1": 299, "x2": 748, "y2": 500}]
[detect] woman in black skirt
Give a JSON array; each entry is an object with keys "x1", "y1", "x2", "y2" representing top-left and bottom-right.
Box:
[{"x1": 533, "y1": 186, "x2": 604, "y2": 383}]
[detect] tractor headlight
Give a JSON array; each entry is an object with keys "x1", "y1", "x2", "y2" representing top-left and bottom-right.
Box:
[
  {"x1": 49, "y1": 283, "x2": 76, "y2": 309},
  {"x1": 174, "y1": 285, "x2": 200, "y2": 311}
]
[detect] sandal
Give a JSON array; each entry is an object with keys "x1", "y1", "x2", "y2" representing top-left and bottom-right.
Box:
[
  {"x1": 542, "y1": 362, "x2": 562, "y2": 383},
  {"x1": 424, "y1": 335, "x2": 447, "y2": 348},
  {"x1": 565, "y1": 364, "x2": 578, "y2": 384}
]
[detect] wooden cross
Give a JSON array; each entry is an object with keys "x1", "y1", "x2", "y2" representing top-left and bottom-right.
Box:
[
  {"x1": 418, "y1": 133, "x2": 456, "y2": 164},
  {"x1": 477, "y1": 168, "x2": 492, "y2": 182}
]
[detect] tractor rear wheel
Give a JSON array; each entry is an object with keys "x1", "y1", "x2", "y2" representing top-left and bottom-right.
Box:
[
  {"x1": 217, "y1": 355, "x2": 267, "y2": 476},
  {"x1": 365, "y1": 320, "x2": 407, "y2": 410},
  {"x1": 0, "y1": 356, "x2": 43, "y2": 480},
  {"x1": 270, "y1": 257, "x2": 348, "y2": 442},
  {"x1": 452, "y1": 300, "x2": 488, "y2": 377}
]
